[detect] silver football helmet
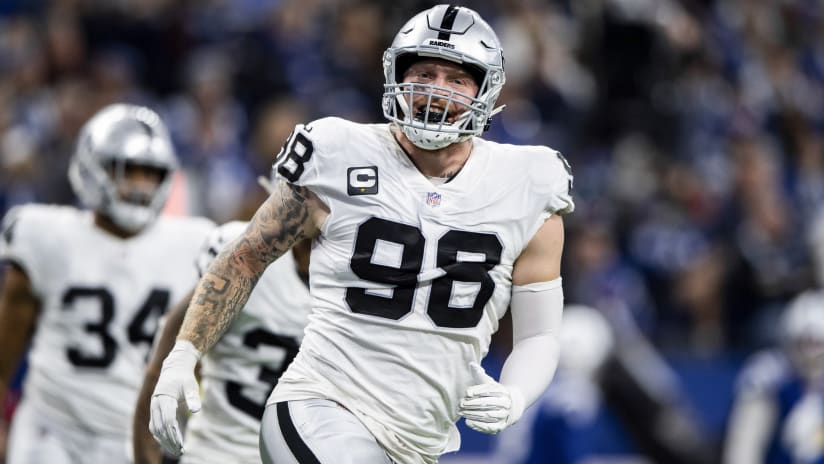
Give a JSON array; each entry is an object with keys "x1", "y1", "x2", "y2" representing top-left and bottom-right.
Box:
[
  {"x1": 559, "y1": 305, "x2": 615, "y2": 377},
  {"x1": 781, "y1": 290, "x2": 824, "y2": 381},
  {"x1": 68, "y1": 103, "x2": 178, "y2": 233},
  {"x1": 382, "y1": 5, "x2": 506, "y2": 150}
]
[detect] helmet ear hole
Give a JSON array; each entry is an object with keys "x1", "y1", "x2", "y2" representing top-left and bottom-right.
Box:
[{"x1": 395, "y1": 54, "x2": 419, "y2": 83}]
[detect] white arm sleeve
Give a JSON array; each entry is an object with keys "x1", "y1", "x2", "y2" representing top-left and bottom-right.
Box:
[
  {"x1": 722, "y1": 390, "x2": 777, "y2": 464},
  {"x1": 500, "y1": 278, "x2": 564, "y2": 410}
]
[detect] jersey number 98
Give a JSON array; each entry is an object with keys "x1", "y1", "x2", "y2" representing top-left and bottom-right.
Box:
[{"x1": 346, "y1": 217, "x2": 502, "y2": 328}]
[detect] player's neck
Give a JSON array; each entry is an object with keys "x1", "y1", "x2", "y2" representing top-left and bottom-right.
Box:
[
  {"x1": 93, "y1": 212, "x2": 141, "y2": 239},
  {"x1": 394, "y1": 128, "x2": 472, "y2": 179}
]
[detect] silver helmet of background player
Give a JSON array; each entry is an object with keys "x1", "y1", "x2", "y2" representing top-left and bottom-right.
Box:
[
  {"x1": 382, "y1": 4, "x2": 506, "y2": 150},
  {"x1": 68, "y1": 103, "x2": 178, "y2": 233}
]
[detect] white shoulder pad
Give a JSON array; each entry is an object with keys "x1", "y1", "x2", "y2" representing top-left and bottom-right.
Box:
[
  {"x1": 0, "y1": 204, "x2": 75, "y2": 283},
  {"x1": 529, "y1": 147, "x2": 574, "y2": 216},
  {"x1": 271, "y1": 117, "x2": 372, "y2": 209},
  {"x1": 157, "y1": 214, "x2": 217, "y2": 237},
  {"x1": 195, "y1": 221, "x2": 249, "y2": 277},
  {"x1": 273, "y1": 117, "x2": 351, "y2": 184},
  {"x1": 735, "y1": 349, "x2": 791, "y2": 395}
]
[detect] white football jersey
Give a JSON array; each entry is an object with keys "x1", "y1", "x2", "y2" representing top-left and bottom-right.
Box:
[
  {"x1": 267, "y1": 118, "x2": 574, "y2": 464},
  {"x1": 182, "y1": 221, "x2": 311, "y2": 464},
  {"x1": 0, "y1": 204, "x2": 214, "y2": 441}
]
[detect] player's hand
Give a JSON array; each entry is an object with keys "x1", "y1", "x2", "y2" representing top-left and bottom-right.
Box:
[
  {"x1": 149, "y1": 341, "x2": 201, "y2": 457},
  {"x1": 458, "y1": 362, "x2": 525, "y2": 434}
]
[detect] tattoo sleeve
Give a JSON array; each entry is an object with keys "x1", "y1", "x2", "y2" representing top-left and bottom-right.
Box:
[{"x1": 177, "y1": 181, "x2": 316, "y2": 352}]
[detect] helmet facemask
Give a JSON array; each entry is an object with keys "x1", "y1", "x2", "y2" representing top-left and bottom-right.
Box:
[
  {"x1": 382, "y1": 5, "x2": 506, "y2": 151},
  {"x1": 786, "y1": 336, "x2": 824, "y2": 382},
  {"x1": 69, "y1": 104, "x2": 177, "y2": 234}
]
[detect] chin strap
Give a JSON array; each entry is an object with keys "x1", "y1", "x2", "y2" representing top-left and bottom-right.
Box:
[{"x1": 483, "y1": 104, "x2": 506, "y2": 132}]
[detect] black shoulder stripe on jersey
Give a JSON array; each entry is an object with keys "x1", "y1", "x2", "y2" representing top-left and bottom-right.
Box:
[
  {"x1": 437, "y1": 5, "x2": 459, "y2": 40},
  {"x1": 277, "y1": 402, "x2": 321, "y2": 464},
  {"x1": 2, "y1": 216, "x2": 18, "y2": 245},
  {"x1": 555, "y1": 151, "x2": 572, "y2": 175},
  {"x1": 554, "y1": 151, "x2": 573, "y2": 194}
]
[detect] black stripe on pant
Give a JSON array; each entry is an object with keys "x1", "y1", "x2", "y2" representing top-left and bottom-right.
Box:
[{"x1": 277, "y1": 402, "x2": 322, "y2": 464}]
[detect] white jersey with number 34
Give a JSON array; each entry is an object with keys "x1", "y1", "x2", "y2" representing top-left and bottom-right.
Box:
[
  {"x1": 268, "y1": 118, "x2": 574, "y2": 464},
  {"x1": 0, "y1": 204, "x2": 214, "y2": 440},
  {"x1": 182, "y1": 221, "x2": 311, "y2": 464}
]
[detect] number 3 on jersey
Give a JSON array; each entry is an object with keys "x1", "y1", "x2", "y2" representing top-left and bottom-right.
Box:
[
  {"x1": 226, "y1": 329, "x2": 300, "y2": 420},
  {"x1": 62, "y1": 287, "x2": 169, "y2": 368},
  {"x1": 346, "y1": 218, "x2": 502, "y2": 328}
]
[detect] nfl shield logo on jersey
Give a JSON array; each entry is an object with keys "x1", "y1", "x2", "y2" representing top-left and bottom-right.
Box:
[{"x1": 426, "y1": 192, "x2": 442, "y2": 207}]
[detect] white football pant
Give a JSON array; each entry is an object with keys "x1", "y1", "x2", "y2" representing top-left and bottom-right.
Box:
[
  {"x1": 260, "y1": 399, "x2": 394, "y2": 464},
  {"x1": 7, "y1": 399, "x2": 130, "y2": 464}
]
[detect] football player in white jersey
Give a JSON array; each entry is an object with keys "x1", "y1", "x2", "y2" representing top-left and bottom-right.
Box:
[
  {"x1": 0, "y1": 103, "x2": 214, "y2": 464},
  {"x1": 723, "y1": 290, "x2": 824, "y2": 464},
  {"x1": 133, "y1": 220, "x2": 311, "y2": 464},
  {"x1": 150, "y1": 5, "x2": 573, "y2": 464}
]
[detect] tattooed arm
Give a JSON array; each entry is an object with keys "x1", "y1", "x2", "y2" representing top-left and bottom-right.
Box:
[
  {"x1": 178, "y1": 181, "x2": 326, "y2": 352},
  {"x1": 148, "y1": 181, "x2": 326, "y2": 457}
]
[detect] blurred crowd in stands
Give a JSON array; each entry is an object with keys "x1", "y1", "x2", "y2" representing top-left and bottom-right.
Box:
[{"x1": 1, "y1": 0, "x2": 823, "y2": 461}]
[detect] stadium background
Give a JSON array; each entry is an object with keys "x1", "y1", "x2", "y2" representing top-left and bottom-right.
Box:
[{"x1": 1, "y1": 0, "x2": 823, "y2": 462}]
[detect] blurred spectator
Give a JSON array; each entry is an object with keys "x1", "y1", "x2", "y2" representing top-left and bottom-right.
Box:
[
  {"x1": 721, "y1": 134, "x2": 814, "y2": 349},
  {"x1": 239, "y1": 96, "x2": 309, "y2": 218},
  {"x1": 671, "y1": 245, "x2": 728, "y2": 355},
  {"x1": 164, "y1": 47, "x2": 251, "y2": 221}
]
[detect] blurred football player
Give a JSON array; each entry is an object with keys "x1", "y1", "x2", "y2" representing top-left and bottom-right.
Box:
[
  {"x1": 516, "y1": 305, "x2": 625, "y2": 464},
  {"x1": 723, "y1": 289, "x2": 824, "y2": 464},
  {"x1": 0, "y1": 103, "x2": 214, "y2": 464},
  {"x1": 468, "y1": 305, "x2": 641, "y2": 464},
  {"x1": 150, "y1": 5, "x2": 573, "y2": 464},
  {"x1": 133, "y1": 220, "x2": 311, "y2": 464}
]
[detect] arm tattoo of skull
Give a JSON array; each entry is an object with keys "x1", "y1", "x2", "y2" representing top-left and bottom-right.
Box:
[{"x1": 179, "y1": 181, "x2": 314, "y2": 352}]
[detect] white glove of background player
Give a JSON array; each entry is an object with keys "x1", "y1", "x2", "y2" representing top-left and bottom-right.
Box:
[
  {"x1": 459, "y1": 362, "x2": 525, "y2": 434},
  {"x1": 149, "y1": 341, "x2": 201, "y2": 457}
]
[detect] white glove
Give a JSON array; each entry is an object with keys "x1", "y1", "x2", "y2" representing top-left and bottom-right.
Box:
[
  {"x1": 149, "y1": 341, "x2": 202, "y2": 457},
  {"x1": 458, "y1": 362, "x2": 525, "y2": 434}
]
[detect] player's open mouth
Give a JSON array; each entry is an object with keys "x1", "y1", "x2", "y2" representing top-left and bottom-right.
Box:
[
  {"x1": 121, "y1": 191, "x2": 153, "y2": 206},
  {"x1": 414, "y1": 107, "x2": 453, "y2": 124}
]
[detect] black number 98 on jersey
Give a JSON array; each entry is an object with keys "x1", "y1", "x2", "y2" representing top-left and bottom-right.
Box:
[
  {"x1": 346, "y1": 217, "x2": 503, "y2": 328},
  {"x1": 275, "y1": 131, "x2": 313, "y2": 183}
]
